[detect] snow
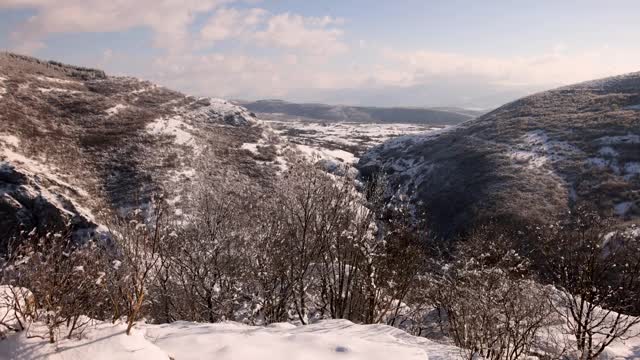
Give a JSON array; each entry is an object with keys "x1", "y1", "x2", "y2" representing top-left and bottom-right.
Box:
[
  {"x1": 0, "y1": 319, "x2": 463, "y2": 360},
  {"x1": 171, "y1": 168, "x2": 196, "y2": 181},
  {"x1": 0, "y1": 76, "x2": 6, "y2": 99},
  {"x1": 187, "y1": 98, "x2": 255, "y2": 126},
  {"x1": 587, "y1": 157, "x2": 622, "y2": 175},
  {"x1": 624, "y1": 162, "x2": 640, "y2": 175},
  {"x1": 106, "y1": 104, "x2": 127, "y2": 116},
  {"x1": 146, "y1": 116, "x2": 195, "y2": 146},
  {"x1": 598, "y1": 133, "x2": 640, "y2": 145},
  {"x1": 144, "y1": 320, "x2": 462, "y2": 360},
  {"x1": 587, "y1": 157, "x2": 608, "y2": 169},
  {"x1": 511, "y1": 150, "x2": 548, "y2": 168},
  {"x1": 241, "y1": 142, "x2": 260, "y2": 155},
  {"x1": 1, "y1": 147, "x2": 90, "y2": 198},
  {"x1": 37, "y1": 87, "x2": 81, "y2": 94},
  {"x1": 0, "y1": 323, "x2": 168, "y2": 360},
  {"x1": 296, "y1": 144, "x2": 358, "y2": 164},
  {"x1": 614, "y1": 201, "x2": 633, "y2": 216},
  {"x1": 129, "y1": 84, "x2": 158, "y2": 95},
  {"x1": 207, "y1": 98, "x2": 246, "y2": 115},
  {"x1": 598, "y1": 146, "x2": 619, "y2": 157},
  {"x1": 0, "y1": 134, "x2": 20, "y2": 147},
  {"x1": 34, "y1": 75, "x2": 80, "y2": 85},
  {"x1": 264, "y1": 119, "x2": 438, "y2": 149},
  {"x1": 509, "y1": 130, "x2": 582, "y2": 169},
  {"x1": 0, "y1": 146, "x2": 98, "y2": 229}
]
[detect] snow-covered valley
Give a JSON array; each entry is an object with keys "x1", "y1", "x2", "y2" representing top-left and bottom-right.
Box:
[{"x1": 262, "y1": 117, "x2": 443, "y2": 166}]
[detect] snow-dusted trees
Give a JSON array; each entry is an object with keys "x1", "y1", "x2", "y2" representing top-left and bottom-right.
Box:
[
  {"x1": 427, "y1": 224, "x2": 555, "y2": 360},
  {"x1": 267, "y1": 164, "x2": 426, "y2": 325},
  {"x1": 1, "y1": 228, "x2": 111, "y2": 342},
  {"x1": 167, "y1": 179, "x2": 254, "y2": 323},
  {"x1": 108, "y1": 206, "x2": 173, "y2": 335},
  {"x1": 122, "y1": 161, "x2": 428, "y2": 326},
  {"x1": 533, "y1": 209, "x2": 640, "y2": 360}
]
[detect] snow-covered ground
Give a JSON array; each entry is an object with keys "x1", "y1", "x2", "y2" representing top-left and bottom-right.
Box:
[
  {"x1": 146, "y1": 115, "x2": 195, "y2": 146},
  {"x1": 509, "y1": 130, "x2": 583, "y2": 169},
  {"x1": 34, "y1": 75, "x2": 81, "y2": 85},
  {"x1": 106, "y1": 104, "x2": 128, "y2": 116},
  {"x1": 0, "y1": 76, "x2": 7, "y2": 99},
  {"x1": 0, "y1": 320, "x2": 463, "y2": 360},
  {"x1": 263, "y1": 119, "x2": 442, "y2": 166},
  {"x1": 0, "y1": 136, "x2": 95, "y2": 223}
]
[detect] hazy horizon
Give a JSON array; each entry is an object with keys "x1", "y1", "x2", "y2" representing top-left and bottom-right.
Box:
[{"x1": 2, "y1": 1, "x2": 639, "y2": 108}]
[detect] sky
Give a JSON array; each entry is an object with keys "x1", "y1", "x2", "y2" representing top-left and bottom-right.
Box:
[{"x1": 1, "y1": 0, "x2": 639, "y2": 109}]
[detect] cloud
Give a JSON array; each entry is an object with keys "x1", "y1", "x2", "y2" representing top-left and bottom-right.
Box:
[
  {"x1": 3, "y1": 1, "x2": 639, "y2": 107},
  {"x1": 199, "y1": 9, "x2": 348, "y2": 56},
  {"x1": 253, "y1": 13, "x2": 348, "y2": 55},
  {"x1": 2, "y1": 0, "x2": 232, "y2": 52},
  {"x1": 146, "y1": 52, "x2": 356, "y2": 100},
  {"x1": 380, "y1": 47, "x2": 640, "y2": 88},
  {"x1": 113, "y1": 42, "x2": 640, "y2": 109},
  {"x1": 200, "y1": 7, "x2": 267, "y2": 42},
  {"x1": 5, "y1": 1, "x2": 348, "y2": 57}
]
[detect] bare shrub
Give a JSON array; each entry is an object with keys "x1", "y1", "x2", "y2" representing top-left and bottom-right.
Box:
[
  {"x1": 427, "y1": 224, "x2": 555, "y2": 360},
  {"x1": 108, "y1": 205, "x2": 173, "y2": 335},
  {"x1": 2, "y1": 228, "x2": 109, "y2": 342},
  {"x1": 533, "y1": 208, "x2": 640, "y2": 360}
]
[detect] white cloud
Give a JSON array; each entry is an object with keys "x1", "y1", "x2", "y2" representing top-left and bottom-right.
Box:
[
  {"x1": 3, "y1": 1, "x2": 639, "y2": 107},
  {"x1": 200, "y1": 7, "x2": 267, "y2": 42},
  {"x1": 253, "y1": 13, "x2": 348, "y2": 55},
  {"x1": 5, "y1": 1, "x2": 349, "y2": 58},
  {"x1": 141, "y1": 44, "x2": 640, "y2": 108},
  {"x1": 2, "y1": 0, "x2": 232, "y2": 52},
  {"x1": 147, "y1": 52, "x2": 354, "y2": 100},
  {"x1": 380, "y1": 47, "x2": 640, "y2": 88},
  {"x1": 198, "y1": 9, "x2": 348, "y2": 56}
]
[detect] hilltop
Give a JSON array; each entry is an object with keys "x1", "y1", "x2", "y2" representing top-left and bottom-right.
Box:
[{"x1": 359, "y1": 72, "x2": 640, "y2": 237}]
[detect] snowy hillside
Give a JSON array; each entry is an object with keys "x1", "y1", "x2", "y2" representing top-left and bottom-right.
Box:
[
  {"x1": 0, "y1": 53, "x2": 292, "y2": 242},
  {"x1": 238, "y1": 99, "x2": 480, "y2": 125},
  {"x1": 359, "y1": 71, "x2": 640, "y2": 237}
]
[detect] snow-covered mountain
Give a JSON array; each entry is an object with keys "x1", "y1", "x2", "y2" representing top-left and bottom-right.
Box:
[
  {"x1": 359, "y1": 72, "x2": 640, "y2": 237},
  {"x1": 0, "y1": 53, "x2": 290, "y2": 244}
]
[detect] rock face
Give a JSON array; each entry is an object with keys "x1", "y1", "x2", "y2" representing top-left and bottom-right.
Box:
[
  {"x1": 0, "y1": 53, "x2": 286, "y2": 245},
  {"x1": 359, "y1": 72, "x2": 640, "y2": 238}
]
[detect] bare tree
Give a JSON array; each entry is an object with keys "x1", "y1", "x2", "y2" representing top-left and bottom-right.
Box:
[
  {"x1": 426, "y1": 223, "x2": 554, "y2": 360},
  {"x1": 534, "y1": 209, "x2": 640, "y2": 360},
  {"x1": 109, "y1": 205, "x2": 171, "y2": 335},
  {"x1": 2, "y1": 227, "x2": 109, "y2": 342}
]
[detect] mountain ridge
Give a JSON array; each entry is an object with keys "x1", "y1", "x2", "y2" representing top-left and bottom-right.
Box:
[
  {"x1": 358, "y1": 71, "x2": 640, "y2": 237},
  {"x1": 0, "y1": 52, "x2": 290, "y2": 245},
  {"x1": 237, "y1": 99, "x2": 482, "y2": 125}
]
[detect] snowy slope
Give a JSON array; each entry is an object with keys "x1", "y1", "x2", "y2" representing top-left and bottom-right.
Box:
[
  {"x1": 0, "y1": 52, "x2": 285, "y2": 242},
  {"x1": 359, "y1": 71, "x2": 640, "y2": 237},
  {"x1": 0, "y1": 320, "x2": 463, "y2": 360}
]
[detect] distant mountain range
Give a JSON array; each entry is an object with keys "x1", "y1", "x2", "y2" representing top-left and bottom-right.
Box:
[
  {"x1": 359, "y1": 72, "x2": 640, "y2": 237},
  {"x1": 237, "y1": 99, "x2": 483, "y2": 125}
]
